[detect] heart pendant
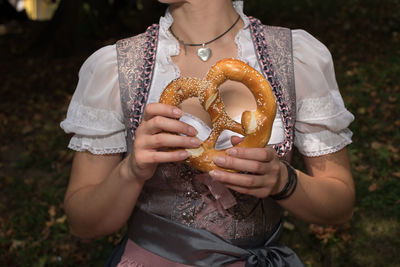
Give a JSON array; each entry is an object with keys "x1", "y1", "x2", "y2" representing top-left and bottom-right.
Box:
[{"x1": 197, "y1": 46, "x2": 211, "y2": 62}]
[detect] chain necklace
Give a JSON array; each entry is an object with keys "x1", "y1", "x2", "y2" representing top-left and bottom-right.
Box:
[{"x1": 170, "y1": 15, "x2": 241, "y2": 62}]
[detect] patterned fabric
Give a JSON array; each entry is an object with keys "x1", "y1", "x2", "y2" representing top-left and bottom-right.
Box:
[
  {"x1": 248, "y1": 16, "x2": 296, "y2": 157},
  {"x1": 116, "y1": 24, "x2": 159, "y2": 155}
]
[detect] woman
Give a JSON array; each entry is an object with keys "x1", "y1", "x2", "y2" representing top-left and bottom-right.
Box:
[{"x1": 60, "y1": 0, "x2": 355, "y2": 266}]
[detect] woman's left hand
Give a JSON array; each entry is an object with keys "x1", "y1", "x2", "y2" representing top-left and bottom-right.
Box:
[{"x1": 208, "y1": 144, "x2": 287, "y2": 198}]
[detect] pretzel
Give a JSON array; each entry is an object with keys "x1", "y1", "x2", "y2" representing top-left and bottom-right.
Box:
[{"x1": 159, "y1": 58, "x2": 276, "y2": 173}]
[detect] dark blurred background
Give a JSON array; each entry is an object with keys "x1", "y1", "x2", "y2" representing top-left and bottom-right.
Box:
[{"x1": 1, "y1": 0, "x2": 399, "y2": 266}]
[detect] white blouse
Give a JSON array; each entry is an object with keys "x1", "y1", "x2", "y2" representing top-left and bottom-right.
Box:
[{"x1": 60, "y1": 1, "x2": 354, "y2": 157}]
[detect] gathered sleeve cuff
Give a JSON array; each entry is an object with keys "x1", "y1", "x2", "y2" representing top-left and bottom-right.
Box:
[
  {"x1": 292, "y1": 30, "x2": 355, "y2": 157},
  {"x1": 60, "y1": 45, "x2": 127, "y2": 154}
]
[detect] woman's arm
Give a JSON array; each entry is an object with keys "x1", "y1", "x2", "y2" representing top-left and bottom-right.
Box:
[
  {"x1": 278, "y1": 148, "x2": 355, "y2": 224},
  {"x1": 64, "y1": 152, "x2": 141, "y2": 239},
  {"x1": 64, "y1": 103, "x2": 201, "y2": 239},
  {"x1": 209, "y1": 146, "x2": 355, "y2": 225}
]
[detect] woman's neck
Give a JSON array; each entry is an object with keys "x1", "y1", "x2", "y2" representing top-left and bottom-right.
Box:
[{"x1": 169, "y1": 0, "x2": 240, "y2": 45}]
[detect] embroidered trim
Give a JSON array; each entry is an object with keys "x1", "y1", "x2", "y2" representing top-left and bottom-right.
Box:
[
  {"x1": 249, "y1": 17, "x2": 294, "y2": 157},
  {"x1": 68, "y1": 142, "x2": 126, "y2": 155},
  {"x1": 295, "y1": 128, "x2": 353, "y2": 157},
  {"x1": 116, "y1": 256, "x2": 145, "y2": 267},
  {"x1": 129, "y1": 24, "x2": 159, "y2": 140},
  {"x1": 299, "y1": 140, "x2": 352, "y2": 157}
]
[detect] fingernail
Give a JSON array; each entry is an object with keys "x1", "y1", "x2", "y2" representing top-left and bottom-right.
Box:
[
  {"x1": 173, "y1": 108, "x2": 182, "y2": 116},
  {"x1": 180, "y1": 151, "x2": 189, "y2": 158},
  {"x1": 226, "y1": 148, "x2": 237, "y2": 155},
  {"x1": 209, "y1": 170, "x2": 220, "y2": 177},
  {"x1": 213, "y1": 156, "x2": 225, "y2": 165},
  {"x1": 190, "y1": 138, "x2": 201, "y2": 146},
  {"x1": 188, "y1": 127, "x2": 198, "y2": 135}
]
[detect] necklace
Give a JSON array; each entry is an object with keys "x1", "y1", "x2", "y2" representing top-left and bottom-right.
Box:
[{"x1": 170, "y1": 15, "x2": 241, "y2": 62}]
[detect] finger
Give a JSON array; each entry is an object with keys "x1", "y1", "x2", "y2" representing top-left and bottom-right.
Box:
[
  {"x1": 213, "y1": 155, "x2": 268, "y2": 174},
  {"x1": 137, "y1": 150, "x2": 189, "y2": 165},
  {"x1": 230, "y1": 136, "x2": 244, "y2": 146},
  {"x1": 143, "y1": 103, "x2": 183, "y2": 121},
  {"x1": 225, "y1": 147, "x2": 275, "y2": 162},
  {"x1": 146, "y1": 133, "x2": 202, "y2": 149},
  {"x1": 145, "y1": 116, "x2": 198, "y2": 136}
]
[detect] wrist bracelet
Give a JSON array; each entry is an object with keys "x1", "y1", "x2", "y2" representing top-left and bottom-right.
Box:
[{"x1": 270, "y1": 161, "x2": 298, "y2": 201}]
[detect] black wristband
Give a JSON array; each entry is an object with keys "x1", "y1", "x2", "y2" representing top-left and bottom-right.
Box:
[{"x1": 270, "y1": 161, "x2": 298, "y2": 201}]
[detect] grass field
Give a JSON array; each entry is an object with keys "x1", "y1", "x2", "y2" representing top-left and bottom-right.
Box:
[{"x1": 1, "y1": 0, "x2": 399, "y2": 266}]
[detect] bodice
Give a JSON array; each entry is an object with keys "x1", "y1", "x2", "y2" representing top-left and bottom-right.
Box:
[{"x1": 137, "y1": 162, "x2": 282, "y2": 242}]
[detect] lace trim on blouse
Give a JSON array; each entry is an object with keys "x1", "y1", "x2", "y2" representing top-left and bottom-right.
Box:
[
  {"x1": 68, "y1": 133, "x2": 127, "y2": 155},
  {"x1": 295, "y1": 128, "x2": 353, "y2": 157}
]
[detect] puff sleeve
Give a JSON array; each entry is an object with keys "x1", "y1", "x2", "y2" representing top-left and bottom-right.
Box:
[
  {"x1": 60, "y1": 45, "x2": 127, "y2": 154},
  {"x1": 292, "y1": 30, "x2": 355, "y2": 157}
]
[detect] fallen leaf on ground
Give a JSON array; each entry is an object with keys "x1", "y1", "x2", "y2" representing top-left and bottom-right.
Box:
[
  {"x1": 56, "y1": 215, "x2": 67, "y2": 224},
  {"x1": 371, "y1": 142, "x2": 384, "y2": 150},
  {"x1": 283, "y1": 221, "x2": 295, "y2": 231},
  {"x1": 10, "y1": 239, "x2": 26, "y2": 251},
  {"x1": 368, "y1": 183, "x2": 378, "y2": 192}
]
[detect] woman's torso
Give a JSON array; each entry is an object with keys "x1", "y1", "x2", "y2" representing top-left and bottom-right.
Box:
[{"x1": 130, "y1": 17, "x2": 294, "y2": 244}]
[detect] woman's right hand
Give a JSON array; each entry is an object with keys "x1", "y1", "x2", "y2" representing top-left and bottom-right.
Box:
[{"x1": 128, "y1": 103, "x2": 201, "y2": 183}]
